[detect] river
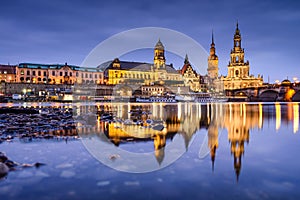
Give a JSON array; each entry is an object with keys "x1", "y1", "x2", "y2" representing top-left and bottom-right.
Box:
[{"x1": 0, "y1": 102, "x2": 300, "y2": 200}]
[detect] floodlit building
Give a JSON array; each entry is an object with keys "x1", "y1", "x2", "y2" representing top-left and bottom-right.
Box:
[
  {"x1": 16, "y1": 63, "x2": 104, "y2": 84},
  {"x1": 99, "y1": 40, "x2": 185, "y2": 88},
  {"x1": 221, "y1": 23, "x2": 263, "y2": 90},
  {"x1": 0, "y1": 65, "x2": 17, "y2": 83}
]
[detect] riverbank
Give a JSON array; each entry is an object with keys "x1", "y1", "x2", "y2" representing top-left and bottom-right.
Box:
[{"x1": 0, "y1": 106, "x2": 78, "y2": 144}]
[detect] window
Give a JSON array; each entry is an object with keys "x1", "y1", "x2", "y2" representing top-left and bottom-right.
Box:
[
  {"x1": 235, "y1": 70, "x2": 239, "y2": 76},
  {"x1": 27, "y1": 71, "x2": 30, "y2": 76},
  {"x1": 20, "y1": 70, "x2": 24, "y2": 75},
  {"x1": 90, "y1": 74, "x2": 92, "y2": 78},
  {"x1": 43, "y1": 71, "x2": 47, "y2": 76},
  {"x1": 76, "y1": 72, "x2": 79, "y2": 77},
  {"x1": 32, "y1": 71, "x2": 36, "y2": 76},
  {"x1": 94, "y1": 74, "x2": 97, "y2": 79},
  {"x1": 81, "y1": 73, "x2": 83, "y2": 78},
  {"x1": 70, "y1": 72, "x2": 72, "y2": 76},
  {"x1": 38, "y1": 71, "x2": 41, "y2": 76},
  {"x1": 236, "y1": 56, "x2": 238, "y2": 62},
  {"x1": 60, "y1": 72, "x2": 63, "y2": 76},
  {"x1": 65, "y1": 71, "x2": 68, "y2": 76},
  {"x1": 85, "y1": 73, "x2": 88, "y2": 78},
  {"x1": 52, "y1": 71, "x2": 55, "y2": 76}
]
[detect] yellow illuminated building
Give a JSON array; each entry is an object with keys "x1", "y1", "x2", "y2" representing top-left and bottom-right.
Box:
[
  {"x1": 179, "y1": 55, "x2": 201, "y2": 92},
  {"x1": 100, "y1": 40, "x2": 184, "y2": 88},
  {"x1": 207, "y1": 32, "x2": 219, "y2": 79},
  {"x1": 221, "y1": 23, "x2": 263, "y2": 90}
]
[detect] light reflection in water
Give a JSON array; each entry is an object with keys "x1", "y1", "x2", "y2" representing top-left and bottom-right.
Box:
[
  {"x1": 73, "y1": 102, "x2": 300, "y2": 179},
  {"x1": 294, "y1": 103, "x2": 299, "y2": 133},
  {"x1": 275, "y1": 103, "x2": 281, "y2": 131},
  {"x1": 2, "y1": 102, "x2": 296, "y2": 179}
]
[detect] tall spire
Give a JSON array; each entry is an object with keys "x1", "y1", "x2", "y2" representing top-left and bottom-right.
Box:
[
  {"x1": 212, "y1": 29, "x2": 215, "y2": 45},
  {"x1": 235, "y1": 20, "x2": 240, "y2": 36},
  {"x1": 184, "y1": 54, "x2": 189, "y2": 64}
]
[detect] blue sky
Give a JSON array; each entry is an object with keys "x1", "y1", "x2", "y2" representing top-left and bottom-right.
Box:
[{"x1": 0, "y1": 0, "x2": 299, "y2": 83}]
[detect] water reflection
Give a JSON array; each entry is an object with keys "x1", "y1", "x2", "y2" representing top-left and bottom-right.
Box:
[
  {"x1": 1, "y1": 102, "x2": 299, "y2": 179},
  {"x1": 75, "y1": 102, "x2": 300, "y2": 179}
]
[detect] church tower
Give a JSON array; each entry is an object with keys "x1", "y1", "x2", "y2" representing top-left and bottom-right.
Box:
[
  {"x1": 207, "y1": 31, "x2": 219, "y2": 79},
  {"x1": 154, "y1": 39, "x2": 166, "y2": 69},
  {"x1": 227, "y1": 22, "x2": 250, "y2": 79}
]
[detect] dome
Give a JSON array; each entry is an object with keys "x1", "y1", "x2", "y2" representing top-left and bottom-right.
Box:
[
  {"x1": 155, "y1": 39, "x2": 164, "y2": 50},
  {"x1": 113, "y1": 58, "x2": 120, "y2": 63},
  {"x1": 281, "y1": 79, "x2": 291, "y2": 86}
]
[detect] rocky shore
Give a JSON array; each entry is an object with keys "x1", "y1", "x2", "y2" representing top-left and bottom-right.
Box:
[
  {"x1": 0, "y1": 107, "x2": 79, "y2": 143},
  {"x1": 0, "y1": 151, "x2": 45, "y2": 179}
]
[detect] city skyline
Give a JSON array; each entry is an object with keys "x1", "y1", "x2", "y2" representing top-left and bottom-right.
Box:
[{"x1": 1, "y1": 0, "x2": 299, "y2": 83}]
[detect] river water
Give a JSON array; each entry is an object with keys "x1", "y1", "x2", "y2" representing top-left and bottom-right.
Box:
[{"x1": 1, "y1": 102, "x2": 300, "y2": 200}]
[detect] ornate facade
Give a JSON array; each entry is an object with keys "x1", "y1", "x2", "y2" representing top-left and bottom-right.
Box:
[
  {"x1": 207, "y1": 32, "x2": 219, "y2": 79},
  {"x1": 100, "y1": 40, "x2": 184, "y2": 87},
  {"x1": 179, "y1": 54, "x2": 201, "y2": 92},
  {"x1": 16, "y1": 63, "x2": 104, "y2": 84},
  {"x1": 221, "y1": 23, "x2": 263, "y2": 90}
]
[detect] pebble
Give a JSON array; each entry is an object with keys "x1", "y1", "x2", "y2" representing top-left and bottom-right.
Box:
[
  {"x1": 0, "y1": 151, "x2": 45, "y2": 179},
  {"x1": 0, "y1": 163, "x2": 9, "y2": 178},
  {"x1": 0, "y1": 107, "x2": 78, "y2": 143}
]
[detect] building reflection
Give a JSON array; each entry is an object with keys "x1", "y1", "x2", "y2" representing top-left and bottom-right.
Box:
[{"x1": 75, "y1": 102, "x2": 300, "y2": 180}]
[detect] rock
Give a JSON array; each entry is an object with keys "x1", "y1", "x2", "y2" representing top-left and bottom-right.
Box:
[
  {"x1": 0, "y1": 163, "x2": 9, "y2": 178},
  {"x1": 0, "y1": 152, "x2": 8, "y2": 163},
  {"x1": 4, "y1": 160, "x2": 19, "y2": 168},
  {"x1": 109, "y1": 154, "x2": 120, "y2": 161},
  {"x1": 34, "y1": 162, "x2": 46, "y2": 168}
]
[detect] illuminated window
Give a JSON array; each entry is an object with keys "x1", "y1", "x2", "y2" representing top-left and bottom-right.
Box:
[{"x1": 21, "y1": 70, "x2": 24, "y2": 75}]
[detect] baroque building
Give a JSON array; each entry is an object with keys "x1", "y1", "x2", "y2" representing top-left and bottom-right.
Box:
[
  {"x1": 100, "y1": 40, "x2": 185, "y2": 92},
  {"x1": 221, "y1": 23, "x2": 263, "y2": 90},
  {"x1": 207, "y1": 32, "x2": 219, "y2": 79},
  {"x1": 178, "y1": 54, "x2": 201, "y2": 92},
  {"x1": 16, "y1": 63, "x2": 104, "y2": 84}
]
